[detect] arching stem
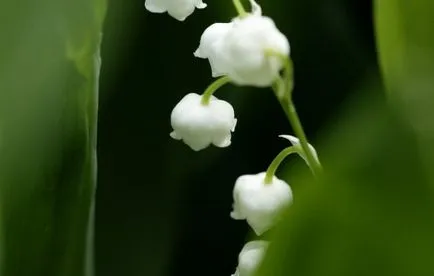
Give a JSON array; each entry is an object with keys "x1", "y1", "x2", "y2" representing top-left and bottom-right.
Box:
[
  {"x1": 201, "y1": 76, "x2": 231, "y2": 105},
  {"x1": 264, "y1": 146, "x2": 297, "y2": 184}
]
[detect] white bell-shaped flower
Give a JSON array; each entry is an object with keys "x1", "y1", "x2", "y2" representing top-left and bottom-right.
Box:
[
  {"x1": 230, "y1": 172, "x2": 293, "y2": 235},
  {"x1": 170, "y1": 93, "x2": 237, "y2": 151},
  {"x1": 194, "y1": 23, "x2": 233, "y2": 77},
  {"x1": 232, "y1": 240, "x2": 269, "y2": 276},
  {"x1": 145, "y1": 0, "x2": 206, "y2": 21},
  {"x1": 222, "y1": 15, "x2": 290, "y2": 87},
  {"x1": 194, "y1": 0, "x2": 265, "y2": 78}
]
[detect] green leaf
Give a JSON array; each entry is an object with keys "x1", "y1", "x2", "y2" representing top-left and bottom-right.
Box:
[
  {"x1": 0, "y1": 0, "x2": 106, "y2": 275},
  {"x1": 376, "y1": 0, "x2": 434, "y2": 187},
  {"x1": 257, "y1": 89, "x2": 434, "y2": 276},
  {"x1": 375, "y1": 0, "x2": 434, "y2": 93},
  {"x1": 256, "y1": 3, "x2": 434, "y2": 275}
]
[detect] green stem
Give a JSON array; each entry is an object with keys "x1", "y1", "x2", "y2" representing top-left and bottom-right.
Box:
[
  {"x1": 282, "y1": 56, "x2": 293, "y2": 96},
  {"x1": 264, "y1": 146, "x2": 297, "y2": 184},
  {"x1": 286, "y1": 100, "x2": 322, "y2": 176},
  {"x1": 268, "y1": 50, "x2": 322, "y2": 176},
  {"x1": 266, "y1": 49, "x2": 294, "y2": 98},
  {"x1": 232, "y1": 0, "x2": 247, "y2": 17},
  {"x1": 201, "y1": 76, "x2": 231, "y2": 105}
]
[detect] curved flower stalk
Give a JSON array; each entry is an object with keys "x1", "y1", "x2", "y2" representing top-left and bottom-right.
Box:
[
  {"x1": 144, "y1": 0, "x2": 207, "y2": 21},
  {"x1": 280, "y1": 134, "x2": 321, "y2": 169}
]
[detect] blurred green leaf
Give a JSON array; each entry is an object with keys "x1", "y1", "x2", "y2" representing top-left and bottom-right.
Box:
[
  {"x1": 0, "y1": 0, "x2": 106, "y2": 275},
  {"x1": 256, "y1": 4, "x2": 434, "y2": 275},
  {"x1": 258, "y1": 88, "x2": 434, "y2": 276},
  {"x1": 375, "y1": 0, "x2": 434, "y2": 184},
  {"x1": 375, "y1": 0, "x2": 434, "y2": 93}
]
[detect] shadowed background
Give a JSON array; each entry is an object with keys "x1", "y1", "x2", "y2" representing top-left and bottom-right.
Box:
[
  {"x1": 96, "y1": 1, "x2": 377, "y2": 275},
  {"x1": 5, "y1": 0, "x2": 433, "y2": 275}
]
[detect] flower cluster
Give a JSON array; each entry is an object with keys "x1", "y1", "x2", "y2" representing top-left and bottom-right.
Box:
[{"x1": 145, "y1": 0, "x2": 321, "y2": 275}]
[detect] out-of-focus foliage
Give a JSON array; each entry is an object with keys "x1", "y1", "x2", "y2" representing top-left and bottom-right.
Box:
[
  {"x1": 375, "y1": 0, "x2": 434, "y2": 184},
  {"x1": 258, "y1": 88, "x2": 434, "y2": 276},
  {"x1": 257, "y1": 1, "x2": 434, "y2": 275},
  {"x1": 0, "y1": 0, "x2": 106, "y2": 275}
]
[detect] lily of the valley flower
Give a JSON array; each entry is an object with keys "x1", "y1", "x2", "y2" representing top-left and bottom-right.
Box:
[
  {"x1": 230, "y1": 172, "x2": 293, "y2": 235},
  {"x1": 194, "y1": 0, "x2": 289, "y2": 87},
  {"x1": 194, "y1": 0, "x2": 263, "y2": 77},
  {"x1": 279, "y1": 134, "x2": 320, "y2": 165},
  {"x1": 221, "y1": 15, "x2": 290, "y2": 87},
  {"x1": 170, "y1": 93, "x2": 237, "y2": 151},
  {"x1": 194, "y1": 23, "x2": 233, "y2": 77},
  {"x1": 145, "y1": 0, "x2": 207, "y2": 21},
  {"x1": 232, "y1": 240, "x2": 269, "y2": 276}
]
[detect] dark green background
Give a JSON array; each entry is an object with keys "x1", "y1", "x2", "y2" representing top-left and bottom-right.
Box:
[
  {"x1": 6, "y1": 0, "x2": 433, "y2": 275},
  {"x1": 96, "y1": 0, "x2": 377, "y2": 275}
]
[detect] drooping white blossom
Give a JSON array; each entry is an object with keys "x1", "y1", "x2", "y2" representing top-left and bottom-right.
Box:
[
  {"x1": 194, "y1": 23, "x2": 233, "y2": 77},
  {"x1": 194, "y1": 0, "x2": 289, "y2": 87},
  {"x1": 232, "y1": 240, "x2": 269, "y2": 276},
  {"x1": 279, "y1": 134, "x2": 320, "y2": 165},
  {"x1": 145, "y1": 0, "x2": 207, "y2": 21},
  {"x1": 221, "y1": 15, "x2": 290, "y2": 87},
  {"x1": 170, "y1": 93, "x2": 237, "y2": 151},
  {"x1": 230, "y1": 172, "x2": 292, "y2": 235}
]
